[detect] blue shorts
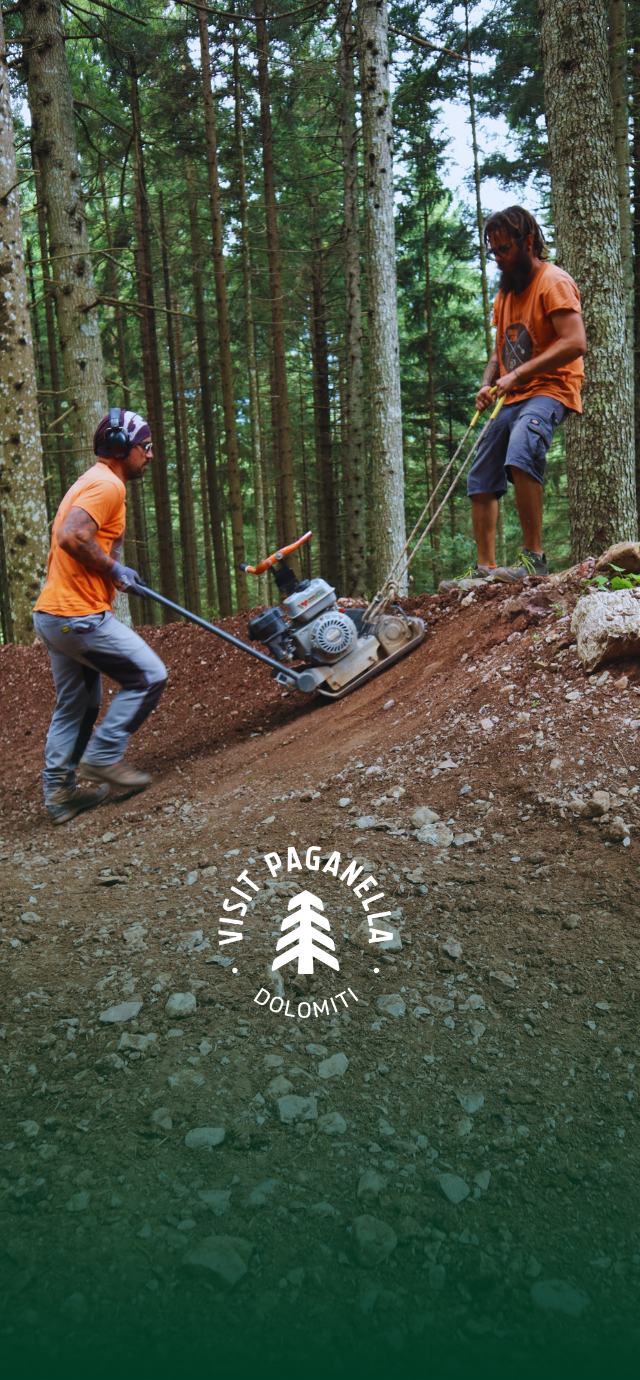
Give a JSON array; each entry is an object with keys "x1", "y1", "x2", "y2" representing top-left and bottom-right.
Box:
[{"x1": 466, "y1": 395, "x2": 567, "y2": 499}]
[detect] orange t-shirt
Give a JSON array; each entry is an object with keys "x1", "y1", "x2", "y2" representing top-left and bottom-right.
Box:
[
  {"x1": 492, "y1": 261, "x2": 584, "y2": 414},
  {"x1": 34, "y1": 463, "x2": 126, "y2": 616}
]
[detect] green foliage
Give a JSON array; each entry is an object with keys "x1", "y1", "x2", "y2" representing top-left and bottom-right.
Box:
[
  {"x1": 2, "y1": 0, "x2": 578, "y2": 628},
  {"x1": 590, "y1": 566, "x2": 640, "y2": 591}
]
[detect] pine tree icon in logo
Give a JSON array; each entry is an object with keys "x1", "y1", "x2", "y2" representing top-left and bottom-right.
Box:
[{"x1": 271, "y1": 889, "x2": 339, "y2": 976}]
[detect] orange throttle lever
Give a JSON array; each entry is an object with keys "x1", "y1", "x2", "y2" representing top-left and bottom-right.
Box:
[{"x1": 240, "y1": 531, "x2": 312, "y2": 576}]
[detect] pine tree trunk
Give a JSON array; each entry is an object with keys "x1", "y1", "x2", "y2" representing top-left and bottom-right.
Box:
[
  {"x1": 254, "y1": 0, "x2": 299, "y2": 555},
  {"x1": 20, "y1": 0, "x2": 107, "y2": 471},
  {"x1": 98, "y1": 158, "x2": 131, "y2": 411},
  {"x1": 424, "y1": 206, "x2": 442, "y2": 589},
  {"x1": 196, "y1": 5, "x2": 248, "y2": 609},
  {"x1": 465, "y1": 5, "x2": 505, "y2": 563},
  {"x1": 298, "y1": 358, "x2": 312, "y2": 580},
  {"x1": 233, "y1": 35, "x2": 267, "y2": 606},
  {"x1": 130, "y1": 62, "x2": 180, "y2": 615},
  {"x1": 173, "y1": 294, "x2": 201, "y2": 615},
  {"x1": 539, "y1": 0, "x2": 637, "y2": 556},
  {"x1": 184, "y1": 154, "x2": 231, "y2": 615},
  {"x1": 0, "y1": 11, "x2": 50, "y2": 642},
  {"x1": 357, "y1": 0, "x2": 406, "y2": 586},
  {"x1": 609, "y1": 2, "x2": 633, "y2": 345},
  {"x1": 269, "y1": 349, "x2": 285, "y2": 548},
  {"x1": 0, "y1": 514, "x2": 10, "y2": 645},
  {"x1": 464, "y1": 3, "x2": 492, "y2": 357},
  {"x1": 338, "y1": 0, "x2": 367, "y2": 595},
  {"x1": 310, "y1": 239, "x2": 338, "y2": 581},
  {"x1": 632, "y1": 19, "x2": 640, "y2": 510},
  {"x1": 159, "y1": 191, "x2": 193, "y2": 608},
  {"x1": 26, "y1": 240, "x2": 55, "y2": 524},
  {"x1": 31, "y1": 145, "x2": 68, "y2": 499},
  {"x1": 98, "y1": 158, "x2": 149, "y2": 627},
  {"x1": 193, "y1": 362, "x2": 217, "y2": 612}
]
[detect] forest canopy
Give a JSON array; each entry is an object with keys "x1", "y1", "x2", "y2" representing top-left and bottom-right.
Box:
[{"x1": 0, "y1": 1, "x2": 637, "y2": 640}]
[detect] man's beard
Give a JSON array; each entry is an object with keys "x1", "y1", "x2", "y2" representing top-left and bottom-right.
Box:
[{"x1": 499, "y1": 247, "x2": 533, "y2": 295}]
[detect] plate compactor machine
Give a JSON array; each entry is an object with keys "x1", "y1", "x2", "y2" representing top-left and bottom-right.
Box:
[
  {"x1": 137, "y1": 389, "x2": 506, "y2": 699},
  {"x1": 138, "y1": 530, "x2": 424, "y2": 701},
  {"x1": 240, "y1": 532, "x2": 424, "y2": 699}
]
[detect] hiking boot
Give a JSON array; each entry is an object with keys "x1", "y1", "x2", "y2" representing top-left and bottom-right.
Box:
[
  {"x1": 46, "y1": 781, "x2": 109, "y2": 826},
  {"x1": 438, "y1": 563, "x2": 496, "y2": 593},
  {"x1": 79, "y1": 760, "x2": 152, "y2": 792},
  {"x1": 492, "y1": 549, "x2": 549, "y2": 583}
]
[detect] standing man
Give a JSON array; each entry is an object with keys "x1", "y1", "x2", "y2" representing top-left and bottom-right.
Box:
[
  {"x1": 441, "y1": 206, "x2": 587, "y2": 590},
  {"x1": 33, "y1": 409, "x2": 167, "y2": 825}
]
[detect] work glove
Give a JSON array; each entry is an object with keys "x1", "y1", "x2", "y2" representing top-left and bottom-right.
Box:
[{"x1": 110, "y1": 560, "x2": 147, "y2": 597}]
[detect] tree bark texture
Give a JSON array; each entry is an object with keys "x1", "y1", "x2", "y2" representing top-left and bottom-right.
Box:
[
  {"x1": 254, "y1": 0, "x2": 299, "y2": 559},
  {"x1": 20, "y1": 0, "x2": 107, "y2": 472},
  {"x1": 193, "y1": 360, "x2": 217, "y2": 612},
  {"x1": 310, "y1": 244, "x2": 339, "y2": 581},
  {"x1": 32, "y1": 144, "x2": 68, "y2": 499},
  {"x1": 184, "y1": 154, "x2": 231, "y2": 615},
  {"x1": 26, "y1": 239, "x2": 55, "y2": 524},
  {"x1": 98, "y1": 159, "x2": 131, "y2": 412},
  {"x1": 98, "y1": 159, "x2": 149, "y2": 627},
  {"x1": 609, "y1": 1, "x2": 633, "y2": 343},
  {"x1": 197, "y1": 5, "x2": 248, "y2": 610},
  {"x1": 130, "y1": 64, "x2": 179, "y2": 615},
  {"x1": 298, "y1": 358, "x2": 312, "y2": 579},
  {"x1": 538, "y1": 0, "x2": 637, "y2": 556},
  {"x1": 0, "y1": 11, "x2": 49, "y2": 642},
  {"x1": 268, "y1": 348, "x2": 285, "y2": 549},
  {"x1": 424, "y1": 207, "x2": 442, "y2": 589},
  {"x1": 357, "y1": 0, "x2": 406, "y2": 586},
  {"x1": 633, "y1": 16, "x2": 640, "y2": 508},
  {"x1": 233, "y1": 35, "x2": 267, "y2": 605},
  {"x1": 337, "y1": 0, "x2": 366, "y2": 595},
  {"x1": 158, "y1": 191, "x2": 200, "y2": 613},
  {"x1": 173, "y1": 293, "x2": 201, "y2": 615}
]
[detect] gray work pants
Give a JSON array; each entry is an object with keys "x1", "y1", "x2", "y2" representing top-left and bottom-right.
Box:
[{"x1": 33, "y1": 610, "x2": 167, "y2": 801}]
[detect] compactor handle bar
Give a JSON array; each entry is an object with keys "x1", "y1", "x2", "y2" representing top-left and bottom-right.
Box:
[
  {"x1": 239, "y1": 530, "x2": 312, "y2": 576},
  {"x1": 134, "y1": 586, "x2": 303, "y2": 687}
]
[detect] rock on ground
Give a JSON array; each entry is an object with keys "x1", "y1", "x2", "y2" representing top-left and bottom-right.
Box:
[
  {"x1": 317, "y1": 1052, "x2": 349, "y2": 1078},
  {"x1": 184, "y1": 1126, "x2": 225, "y2": 1149},
  {"x1": 376, "y1": 993, "x2": 406, "y2": 1018},
  {"x1": 438, "y1": 1174, "x2": 470, "y2": 1205},
  {"x1": 277, "y1": 1095, "x2": 317, "y2": 1123},
  {"x1": 572, "y1": 590, "x2": 640, "y2": 672},
  {"x1": 182, "y1": 1235, "x2": 253, "y2": 1288},
  {"x1": 530, "y1": 1279, "x2": 590, "y2": 1318},
  {"x1": 357, "y1": 1170, "x2": 387, "y2": 1203},
  {"x1": 351, "y1": 1215, "x2": 397, "y2": 1266},
  {"x1": 165, "y1": 992, "x2": 196, "y2": 1018}
]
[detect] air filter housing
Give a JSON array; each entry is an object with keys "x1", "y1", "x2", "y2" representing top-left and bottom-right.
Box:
[{"x1": 309, "y1": 610, "x2": 358, "y2": 663}]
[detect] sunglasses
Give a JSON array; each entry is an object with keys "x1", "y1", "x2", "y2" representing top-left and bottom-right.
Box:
[
  {"x1": 488, "y1": 234, "x2": 525, "y2": 261},
  {"x1": 142, "y1": 441, "x2": 153, "y2": 453}
]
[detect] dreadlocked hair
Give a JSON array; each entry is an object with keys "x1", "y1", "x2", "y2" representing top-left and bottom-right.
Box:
[{"x1": 483, "y1": 206, "x2": 548, "y2": 259}]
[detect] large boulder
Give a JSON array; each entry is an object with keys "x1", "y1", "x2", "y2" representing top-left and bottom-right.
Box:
[
  {"x1": 572, "y1": 591, "x2": 640, "y2": 672},
  {"x1": 594, "y1": 541, "x2": 640, "y2": 575}
]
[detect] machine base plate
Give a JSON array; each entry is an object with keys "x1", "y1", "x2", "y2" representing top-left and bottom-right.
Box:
[{"x1": 315, "y1": 625, "x2": 425, "y2": 701}]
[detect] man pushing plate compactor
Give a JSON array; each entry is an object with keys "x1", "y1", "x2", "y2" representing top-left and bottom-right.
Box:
[{"x1": 33, "y1": 409, "x2": 167, "y2": 826}]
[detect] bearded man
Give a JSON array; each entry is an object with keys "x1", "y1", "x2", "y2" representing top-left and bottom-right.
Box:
[{"x1": 441, "y1": 206, "x2": 587, "y2": 589}]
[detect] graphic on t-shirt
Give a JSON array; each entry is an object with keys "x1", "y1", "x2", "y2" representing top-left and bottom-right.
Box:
[{"x1": 503, "y1": 322, "x2": 533, "y2": 372}]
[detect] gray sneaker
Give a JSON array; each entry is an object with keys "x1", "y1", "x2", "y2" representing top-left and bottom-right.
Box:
[
  {"x1": 492, "y1": 550, "x2": 549, "y2": 583},
  {"x1": 46, "y1": 781, "x2": 109, "y2": 826},
  {"x1": 79, "y1": 760, "x2": 152, "y2": 792},
  {"x1": 439, "y1": 563, "x2": 496, "y2": 593}
]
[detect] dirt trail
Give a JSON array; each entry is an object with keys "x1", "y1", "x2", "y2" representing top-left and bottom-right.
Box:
[{"x1": 1, "y1": 576, "x2": 639, "y2": 1375}]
